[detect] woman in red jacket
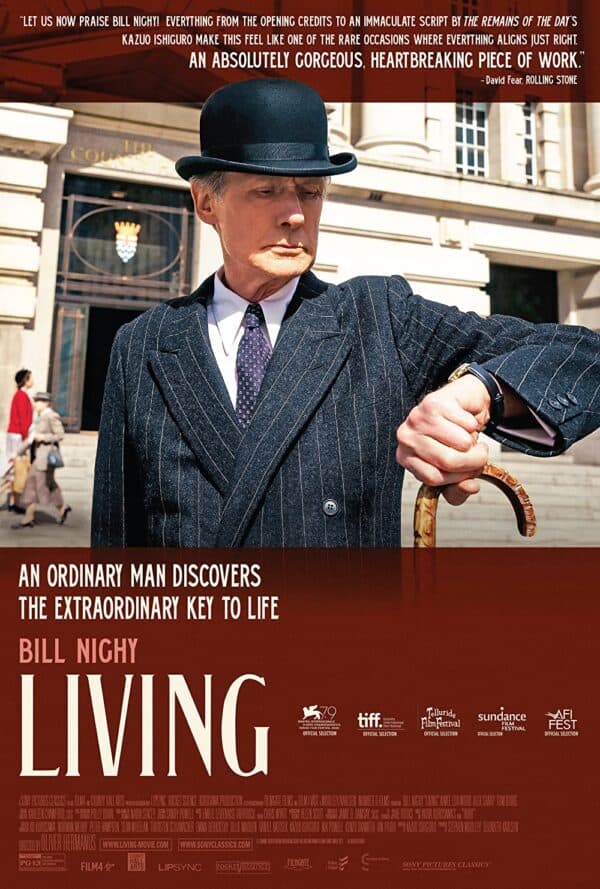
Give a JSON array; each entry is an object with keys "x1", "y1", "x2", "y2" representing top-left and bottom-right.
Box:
[{"x1": 4, "y1": 368, "x2": 33, "y2": 509}]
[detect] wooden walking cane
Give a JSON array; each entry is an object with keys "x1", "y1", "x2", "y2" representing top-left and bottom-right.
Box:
[{"x1": 414, "y1": 463, "x2": 537, "y2": 548}]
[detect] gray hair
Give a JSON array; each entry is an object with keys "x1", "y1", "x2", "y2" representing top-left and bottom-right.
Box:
[
  {"x1": 189, "y1": 171, "x2": 228, "y2": 197},
  {"x1": 189, "y1": 171, "x2": 330, "y2": 199}
]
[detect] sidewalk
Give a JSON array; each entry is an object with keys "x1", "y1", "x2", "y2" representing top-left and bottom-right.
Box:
[{"x1": 0, "y1": 433, "x2": 93, "y2": 547}]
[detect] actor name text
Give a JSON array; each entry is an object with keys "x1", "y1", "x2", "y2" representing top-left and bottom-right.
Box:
[{"x1": 19, "y1": 637, "x2": 138, "y2": 664}]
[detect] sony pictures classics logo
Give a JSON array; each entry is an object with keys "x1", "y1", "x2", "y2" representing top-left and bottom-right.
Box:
[
  {"x1": 545, "y1": 708, "x2": 579, "y2": 736},
  {"x1": 420, "y1": 706, "x2": 461, "y2": 736}
]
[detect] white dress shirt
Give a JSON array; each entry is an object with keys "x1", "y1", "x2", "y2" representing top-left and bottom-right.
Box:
[
  {"x1": 208, "y1": 271, "x2": 299, "y2": 406},
  {"x1": 207, "y1": 270, "x2": 554, "y2": 444}
]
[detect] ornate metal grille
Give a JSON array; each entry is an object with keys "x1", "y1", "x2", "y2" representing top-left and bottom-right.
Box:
[{"x1": 57, "y1": 191, "x2": 193, "y2": 310}]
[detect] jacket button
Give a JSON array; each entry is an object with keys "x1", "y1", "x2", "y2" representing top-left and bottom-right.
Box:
[
  {"x1": 323, "y1": 498, "x2": 339, "y2": 517},
  {"x1": 566, "y1": 391, "x2": 578, "y2": 405},
  {"x1": 556, "y1": 394, "x2": 570, "y2": 407},
  {"x1": 548, "y1": 398, "x2": 562, "y2": 409}
]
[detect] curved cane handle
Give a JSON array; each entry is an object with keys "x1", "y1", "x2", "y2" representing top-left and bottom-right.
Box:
[{"x1": 413, "y1": 463, "x2": 537, "y2": 549}]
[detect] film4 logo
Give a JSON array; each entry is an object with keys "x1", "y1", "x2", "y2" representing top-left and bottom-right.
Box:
[
  {"x1": 80, "y1": 862, "x2": 115, "y2": 872},
  {"x1": 545, "y1": 708, "x2": 579, "y2": 736}
]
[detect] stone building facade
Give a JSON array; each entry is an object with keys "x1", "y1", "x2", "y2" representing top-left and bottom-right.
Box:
[{"x1": 0, "y1": 100, "x2": 598, "y2": 445}]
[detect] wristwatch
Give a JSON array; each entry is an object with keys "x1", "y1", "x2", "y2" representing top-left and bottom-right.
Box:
[{"x1": 448, "y1": 362, "x2": 505, "y2": 425}]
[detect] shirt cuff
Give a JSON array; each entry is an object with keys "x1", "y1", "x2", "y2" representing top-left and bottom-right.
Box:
[{"x1": 496, "y1": 406, "x2": 557, "y2": 446}]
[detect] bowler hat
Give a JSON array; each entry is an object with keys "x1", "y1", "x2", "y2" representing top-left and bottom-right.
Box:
[
  {"x1": 33, "y1": 392, "x2": 52, "y2": 402},
  {"x1": 176, "y1": 78, "x2": 357, "y2": 180}
]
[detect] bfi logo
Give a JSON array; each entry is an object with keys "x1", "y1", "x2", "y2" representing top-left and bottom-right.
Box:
[{"x1": 358, "y1": 712, "x2": 381, "y2": 728}]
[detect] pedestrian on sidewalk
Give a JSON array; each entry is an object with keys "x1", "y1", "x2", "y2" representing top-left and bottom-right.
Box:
[
  {"x1": 2, "y1": 368, "x2": 34, "y2": 510},
  {"x1": 12, "y1": 392, "x2": 71, "y2": 530}
]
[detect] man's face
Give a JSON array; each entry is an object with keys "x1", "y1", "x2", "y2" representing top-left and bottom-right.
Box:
[{"x1": 193, "y1": 173, "x2": 325, "y2": 300}]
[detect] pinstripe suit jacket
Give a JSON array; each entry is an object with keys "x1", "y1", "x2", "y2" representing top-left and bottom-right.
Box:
[{"x1": 91, "y1": 272, "x2": 600, "y2": 547}]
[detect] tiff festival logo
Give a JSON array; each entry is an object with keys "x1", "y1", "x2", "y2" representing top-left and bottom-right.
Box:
[
  {"x1": 357, "y1": 711, "x2": 405, "y2": 736},
  {"x1": 357, "y1": 712, "x2": 381, "y2": 729}
]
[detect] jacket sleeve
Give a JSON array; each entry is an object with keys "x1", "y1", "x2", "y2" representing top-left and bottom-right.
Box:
[
  {"x1": 47, "y1": 412, "x2": 65, "y2": 443},
  {"x1": 15, "y1": 391, "x2": 33, "y2": 439},
  {"x1": 91, "y1": 328, "x2": 146, "y2": 546},
  {"x1": 387, "y1": 275, "x2": 600, "y2": 457}
]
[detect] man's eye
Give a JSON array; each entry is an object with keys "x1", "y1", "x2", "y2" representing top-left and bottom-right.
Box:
[
  {"x1": 300, "y1": 190, "x2": 320, "y2": 199},
  {"x1": 256, "y1": 189, "x2": 274, "y2": 196}
]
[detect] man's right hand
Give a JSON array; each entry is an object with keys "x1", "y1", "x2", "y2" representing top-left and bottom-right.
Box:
[{"x1": 395, "y1": 374, "x2": 491, "y2": 506}]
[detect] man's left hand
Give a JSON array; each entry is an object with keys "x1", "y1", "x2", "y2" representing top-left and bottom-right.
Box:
[{"x1": 395, "y1": 375, "x2": 493, "y2": 506}]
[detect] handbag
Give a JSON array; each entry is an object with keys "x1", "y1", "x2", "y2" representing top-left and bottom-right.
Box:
[
  {"x1": 46, "y1": 444, "x2": 64, "y2": 470},
  {"x1": 12, "y1": 455, "x2": 31, "y2": 493}
]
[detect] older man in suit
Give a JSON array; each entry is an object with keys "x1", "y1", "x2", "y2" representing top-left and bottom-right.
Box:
[{"x1": 92, "y1": 79, "x2": 600, "y2": 547}]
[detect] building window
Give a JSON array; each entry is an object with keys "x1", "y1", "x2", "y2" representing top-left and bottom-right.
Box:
[
  {"x1": 456, "y1": 92, "x2": 488, "y2": 177},
  {"x1": 523, "y1": 101, "x2": 538, "y2": 185},
  {"x1": 487, "y1": 263, "x2": 558, "y2": 324}
]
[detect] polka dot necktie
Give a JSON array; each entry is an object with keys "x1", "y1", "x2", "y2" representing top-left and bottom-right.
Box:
[{"x1": 235, "y1": 303, "x2": 272, "y2": 429}]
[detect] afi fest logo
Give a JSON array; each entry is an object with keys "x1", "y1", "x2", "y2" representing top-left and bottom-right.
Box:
[{"x1": 545, "y1": 708, "x2": 578, "y2": 735}]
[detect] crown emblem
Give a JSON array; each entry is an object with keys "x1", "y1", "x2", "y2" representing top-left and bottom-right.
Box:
[{"x1": 114, "y1": 220, "x2": 141, "y2": 263}]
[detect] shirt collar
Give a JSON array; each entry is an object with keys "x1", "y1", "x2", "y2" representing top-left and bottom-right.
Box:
[{"x1": 211, "y1": 270, "x2": 300, "y2": 355}]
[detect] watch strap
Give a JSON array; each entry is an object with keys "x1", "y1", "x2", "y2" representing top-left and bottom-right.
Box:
[{"x1": 449, "y1": 362, "x2": 505, "y2": 425}]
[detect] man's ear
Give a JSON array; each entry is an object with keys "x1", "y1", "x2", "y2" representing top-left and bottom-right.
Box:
[{"x1": 191, "y1": 184, "x2": 219, "y2": 225}]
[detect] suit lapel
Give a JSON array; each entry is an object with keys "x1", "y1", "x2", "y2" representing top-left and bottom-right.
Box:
[
  {"x1": 216, "y1": 273, "x2": 350, "y2": 546},
  {"x1": 148, "y1": 276, "x2": 242, "y2": 496}
]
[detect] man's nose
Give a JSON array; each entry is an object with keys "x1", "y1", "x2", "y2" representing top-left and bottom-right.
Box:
[{"x1": 279, "y1": 193, "x2": 305, "y2": 227}]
